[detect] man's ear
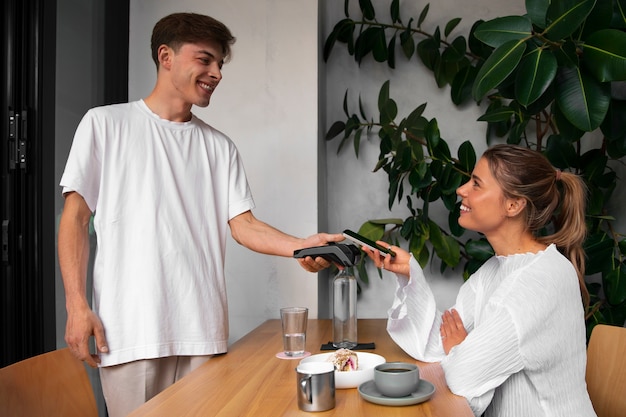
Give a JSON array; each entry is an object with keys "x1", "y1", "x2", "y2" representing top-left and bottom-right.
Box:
[
  {"x1": 157, "y1": 45, "x2": 173, "y2": 70},
  {"x1": 506, "y1": 197, "x2": 527, "y2": 217}
]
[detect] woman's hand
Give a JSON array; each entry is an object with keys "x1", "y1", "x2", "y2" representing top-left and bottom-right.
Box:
[
  {"x1": 361, "y1": 242, "x2": 411, "y2": 277},
  {"x1": 440, "y1": 309, "x2": 467, "y2": 354}
]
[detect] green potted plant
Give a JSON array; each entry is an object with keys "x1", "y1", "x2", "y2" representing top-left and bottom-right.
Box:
[{"x1": 324, "y1": 0, "x2": 626, "y2": 334}]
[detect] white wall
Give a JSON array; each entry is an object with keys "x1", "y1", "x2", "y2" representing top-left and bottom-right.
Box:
[
  {"x1": 129, "y1": 0, "x2": 321, "y2": 343},
  {"x1": 130, "y1": 0, "x2": 615, "y2": 342},
  {"x1": 322, "y1": 0, "x2": 527, "y2": 316}
]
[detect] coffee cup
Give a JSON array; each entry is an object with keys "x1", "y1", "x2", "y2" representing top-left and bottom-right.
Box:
[
  {"x1": 373, "y1": 362, "x2": 420, "y2": 397},
  {"x1": 296, "y1": 362, "x2": 335, "y2": 412}
]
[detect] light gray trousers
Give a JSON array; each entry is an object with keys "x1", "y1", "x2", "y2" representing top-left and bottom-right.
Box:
[{"x1": 99, "y1": 355, "x2": 212, "y2": 417}]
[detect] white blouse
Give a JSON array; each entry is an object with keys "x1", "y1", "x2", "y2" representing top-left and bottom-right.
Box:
[{"x1": 386, "y1": 244, "x2": 596, "y2": 416}]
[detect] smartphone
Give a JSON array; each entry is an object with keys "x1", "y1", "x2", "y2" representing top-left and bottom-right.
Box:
[{"x1": 342, "y1": 229, "x2": 396, "y2": 257}]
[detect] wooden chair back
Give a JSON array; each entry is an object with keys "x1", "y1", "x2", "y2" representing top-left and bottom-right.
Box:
[
  {"x1": 586, "y1": 324, "x2": 626, "y2": 417},
  {"x1": 0, "y1": 348, "x2": 98, "y2": 417}
]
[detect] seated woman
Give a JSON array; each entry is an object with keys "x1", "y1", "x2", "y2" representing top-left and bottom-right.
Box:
[{"x1": 362, "y1": 144, "x2": 596, "y2": 417}]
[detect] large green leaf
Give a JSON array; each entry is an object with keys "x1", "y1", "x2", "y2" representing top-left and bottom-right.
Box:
[
  {"x1": 417, "y1": 3, "x2": 430, "y2": 27},
  {"x1": 515, "y1": 48, "x2": 558, "y2": 106},
  {"x1": 604, "y1": 267, "x2": 626, "y2": 305},
  {"x1": 400, "y1": 20, "x2": 416, "y2": 59},
  {"x1": 390, "y1": 0, "x2": 400, "y2": 23},
  {"x1": 417, "y1": 38, "x2": 441, "y2": 71},
  {"x1": 451, "y1": 65, "x2": 478, "y2": 105},
  {"x1": 409, "y1": 164, "x2": 432, "y2": 191},
  {"x1": 324, "y1": 19, "x2": 355, "y2": 61},
  {"x1": 473, "y1": 16, "x2": 532, "y2": 48},
  {"x1": 358, "y1": 221, "x2": 385, "y2": 241},
  {"x1": 477, "y1": 106, "x2": 516, "y2": 122},
  {"x1": 603, "y1": 99, "x2": 626, "y2": 157},
  {"x1": 584, "y1": 233, "x2": 615, "y2": 274},
  {"x1": 359, "y1": 0, "x2": 376, "y2": 20},
  {"x1": 554, "y1": 104, "x2": 585, "y2": 143},
  {"x1": 580, "y1": 0, "x2": 614, "y2": 38},
  {"x1": 439, "y1": 164, "x2": 463, "y2": 195},
  {"x1": 449, "y1": 207, "x2": 463, "y2": 237},
  {"x1": 545, "y1": 135, "x2": 578, "y2": 168},
  {"x1": 457, "y1": 140, "x2": 476, "y2": 173},
  {"x1": 441, "y1": 36, "x2": 467, "y2": 63},
  {"x1": 468, "y1": 20, "x2": 492, "y2": 60},
  {"x1": 355, "y1": 27, "x2": 387, "y2": 63},
  {"x1": 378, "y1": 81, "x2": 390, "y2": 112},
  {"x1": 425, "y1": 119, "x2": 441, "y2": 150},
  {"x1": 555, "y1": 66, "x2": 611, "y2": 131},
  {"x1": 616, "y1": 0, "x2": 626, "y2": 27},
  {"x1": 544, "y1": 0, "x2": 597, "y2": 41},
  {"x1": 472, "y1": 39, "x2": 527, "y2": 101},
  {"x1": 326, "y1": 121, "x2": 346, "y2": 140},
  {"x1": 445, "y1": 18, "x2": 462, "y2": 37},
  {"x1": 526, "y1": 0, "x2": 550, "y2": 28},
  {"x1": 583, "y1": 29, "x2": 626, "y2": 82},
  {"x1": 428, "y1": 221, "x2": 461, "y2": 267},
  {"x1": 465, "y1": 238, "x2": 494, "y2": 261}
]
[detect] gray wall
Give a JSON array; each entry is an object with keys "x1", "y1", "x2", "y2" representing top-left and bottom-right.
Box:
[
  {"x1": 323, "y1": 0, "x2": 626, "y2": 318},
  {"x1": 55, "y1": 1, "x2": 106, "y2": 412},
  {"x1": 322, "y1": 0, "x2": 527, "y2": 315}
]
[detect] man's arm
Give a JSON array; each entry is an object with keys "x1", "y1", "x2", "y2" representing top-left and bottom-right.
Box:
[
  {"x1": 58, "y1": 191, "x2": 108, "y2": 367},
  {"x1": 228, "y1": 210, "x2": 344, "y2": 271}
]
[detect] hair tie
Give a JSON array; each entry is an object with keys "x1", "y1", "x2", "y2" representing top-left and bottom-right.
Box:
[{"x1": 555, "y1": 169, "x2": 562, "y2": 181}]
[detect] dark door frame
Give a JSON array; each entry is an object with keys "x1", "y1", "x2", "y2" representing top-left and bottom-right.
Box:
[
  {"x1": 1, "y1": 0, "x2": 128, "y2": 367},
  {"x1": 1, "y1": 0, "x2": 57, "y2": 367}
]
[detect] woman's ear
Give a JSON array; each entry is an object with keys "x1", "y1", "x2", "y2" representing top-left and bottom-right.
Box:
[{"x1": 506, "y1": 197, "x2": 527, "y2": 217}]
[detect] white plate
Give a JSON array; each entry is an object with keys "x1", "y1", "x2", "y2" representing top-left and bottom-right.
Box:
[{"x1": 299, "y1": 352, "x2": 386, "y2": 389}]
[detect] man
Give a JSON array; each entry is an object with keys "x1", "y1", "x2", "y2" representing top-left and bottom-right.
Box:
[{"x1": 58, "y1": 12, "x2": 341, "y2": 416}]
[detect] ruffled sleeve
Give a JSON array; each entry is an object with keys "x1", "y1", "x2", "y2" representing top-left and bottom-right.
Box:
[
  {"x1": 441, "y1": 305, "x2": 523, "y2": 415},
  {"x1": 386, "y1": 256, "x2": 447, "y2": 362}
]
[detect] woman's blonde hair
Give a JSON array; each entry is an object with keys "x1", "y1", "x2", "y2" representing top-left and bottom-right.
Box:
[{"x1": 482, "y1": 144, "x2": 589, "y2": 307}]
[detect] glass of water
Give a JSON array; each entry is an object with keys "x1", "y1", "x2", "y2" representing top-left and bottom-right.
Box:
[{"x1": 280, "y1": 307, "x2": 308, "y2": 356}]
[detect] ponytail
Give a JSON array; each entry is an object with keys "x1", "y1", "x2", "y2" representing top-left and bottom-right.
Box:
[
  {"x1": 483, "y1": 145, "x2": 589, "y2": 308},
  {"x1": 536, "y1": 171, "x2": 589, "y2": 308}
]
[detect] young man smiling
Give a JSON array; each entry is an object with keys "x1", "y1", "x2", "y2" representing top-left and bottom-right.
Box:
[{"x1": 58, "y1": 13, "x2": 341, "y2": 416}]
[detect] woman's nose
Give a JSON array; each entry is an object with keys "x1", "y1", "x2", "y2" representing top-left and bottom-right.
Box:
[{"x1": 456, "y1": 182, "x2": 468, "y2": 197}]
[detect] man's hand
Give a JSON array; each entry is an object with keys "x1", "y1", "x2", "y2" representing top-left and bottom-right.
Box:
[
  {"x1": 65, "y1": 306, "x2": 108, "y2": 368},
  {"x1": 440, "y1": 309, "x2": 467, "y2": 354},
  {"x1": 296, "y1": 232, "x2": 344, "y2": 272}
]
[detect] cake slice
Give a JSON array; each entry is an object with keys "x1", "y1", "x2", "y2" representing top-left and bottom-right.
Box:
[{"x1": 328, "y1": 348, "x2": 358, "y2": 371}]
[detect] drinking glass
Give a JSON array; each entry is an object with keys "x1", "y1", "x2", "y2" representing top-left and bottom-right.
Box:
[{"x1": 280, "y1": 307, "x2": 308, "y2": 356}]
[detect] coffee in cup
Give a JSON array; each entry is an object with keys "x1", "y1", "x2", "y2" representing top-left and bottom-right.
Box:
[{"x1": 373, "y1": 362, "x2": 420, "y2": 397}]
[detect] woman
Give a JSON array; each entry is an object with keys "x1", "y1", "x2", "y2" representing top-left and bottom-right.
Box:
[{"x1": 362, "y1": 145, "x2": 596, "y2": 416}]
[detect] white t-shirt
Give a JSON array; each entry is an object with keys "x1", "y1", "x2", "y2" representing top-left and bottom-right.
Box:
[
  {"x1": 386, "y1": 244, "x2": 596, "y2": 417},
  {"x1": 60, "y1": 100, "x2": 255, "y2": 366}
]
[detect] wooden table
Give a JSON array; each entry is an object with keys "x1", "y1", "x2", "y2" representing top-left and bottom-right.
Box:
[{"x1": 128, "y1": 319, "x2": 473, "y2": 416}]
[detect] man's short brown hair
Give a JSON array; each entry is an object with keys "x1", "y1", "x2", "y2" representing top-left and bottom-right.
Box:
[{"x1": 150, "y1": 13, "x2": 236, "y2": 68}]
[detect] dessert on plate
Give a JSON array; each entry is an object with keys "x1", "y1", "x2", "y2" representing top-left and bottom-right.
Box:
[{"x1": 327, "y1": 348, "x2": 358, "y2": 371}]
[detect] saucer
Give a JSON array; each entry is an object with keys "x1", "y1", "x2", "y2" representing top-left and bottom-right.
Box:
[{"x1": 358, "y1": 379, "x2": 436, "y2": 406}]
